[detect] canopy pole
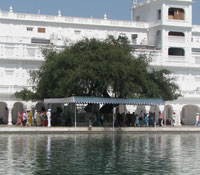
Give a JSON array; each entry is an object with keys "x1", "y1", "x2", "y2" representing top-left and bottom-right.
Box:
[
  {"x1": 113, "y1": 104, "x2": 114, "y2": 131},
  {"x1": 74, "y1": 103, "x2": 77, "y2": 128}
]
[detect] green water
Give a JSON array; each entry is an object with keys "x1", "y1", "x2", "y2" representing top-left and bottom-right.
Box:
[{"x1": 0, "y1": 134, "x2": 199, "y2": 175}]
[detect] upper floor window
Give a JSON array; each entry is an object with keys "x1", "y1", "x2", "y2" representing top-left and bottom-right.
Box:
[
  {"x1": 168, "y1": 47, "x2": 185, "y2": 56},
  {"x1": 168, "y1": 8, "x2": 185, "y2": 20},
  {"x1": 157, "y1": 9, "x2": 161, "y2": 20},
  {"x1": 119, "y1": 33, "x2": 126, "y2": 37},
  {"x1": 74, "y1": 30, "x2": 81, "y2": 35},
  {"x1": 31, "y1": 38, "x2": 50, "y2": 44},
  {"x1": 132, "y1": 34, "x2": 138, "y2": 44},
  {"x1": 136, "y1": 16, "x2": 140, "y2": 21},
  {"x1": 27, "y1": 27, "x2": 33, "y2": 31},
  {"x1": 38, "y1": 28, "x2": 46, "y2": 33},
  {"x1": 156, "y1": 30, "x2": 161, "y2": 49},
  {"x1": 168, "y1": 31, "x2": 185, "y2": 37}
]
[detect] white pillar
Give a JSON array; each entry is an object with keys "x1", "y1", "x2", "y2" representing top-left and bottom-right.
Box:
[
  {"x1": 7, "y1": 107, "x2": 12, "y2": 125},
  {"x1": 173, "y1": 105, "x2": 182, "y2": 126},
  {"x1": 175, "y1": 109, "x2": 182, "y2": 126}
]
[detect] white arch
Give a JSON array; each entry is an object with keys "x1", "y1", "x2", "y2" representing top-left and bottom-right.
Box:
[
  {"x1": 0, "y1": 102, "x2": 8, "y2": 124},
  {"x1": 12, "y1": 102, "x2": 24, "y2": 124},
  {"x1": 181, "y1": 105, "x2": 200, "y2": 125},
  {"x1": 164, "y1": 105, "x2": 173, "y2": 125}
]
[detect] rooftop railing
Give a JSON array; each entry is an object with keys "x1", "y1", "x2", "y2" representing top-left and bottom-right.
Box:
[{"x1": 0, "y1": 10, "x2": 149, "y2": 29}]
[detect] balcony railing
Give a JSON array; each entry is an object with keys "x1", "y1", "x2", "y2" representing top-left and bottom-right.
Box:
[
  {"x1": 0, "y1": 43, "x2": 44, "y2": 61},
  {"x1": 133, "y1": 49, "x2": 163, "y2": 64},
  {"x1": 165, "y1": 19, "x2": 191, "y2": 27},
  {"x1": 0, "y1": 85, "x2": 31, "y2": 94},
  {"x1": 0, "y1": 43, "x2": 66, "y2": 61},
  {"x1": 168, "y1": 36, "x2": 185, "y2": 43},
  {"x1": 167, "y1": 56, "x2": 185, "y2": 62}
]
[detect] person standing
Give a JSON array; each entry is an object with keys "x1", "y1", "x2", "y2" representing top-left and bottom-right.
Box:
[
  {"x1": 132, "y1": 112, "x2": 136, "y2": 126},
  {"x1": 144, "y1": 113, "x2": 148, "y2": 127},
  {"x1": 36, "y1": 111, "x2": 41, "y2": 126},
  {"x1": 33, "y1": 110, "x2": 37, "y2": 126},
  {"x1": 195, "y1": 113, "x2": 199, "y2": 126},
  {"x1": 16, "y1": 112, "x2": 22, "y2": 126},
  {"x1": 100, "y1": 114, "x2": 104, "y2": 126},
  {"x1": 139, "y1": 111, "x2": 143, "y2": 127},
  {"x1": 135, "y1": 114, "x2": 139, "y2": 127},
  {"x1": 158, "y1": 111, "x2": 163, "y2": 127},
  {"x1": 27, "y1": 110, "x2": 32, "y2": 126},
  {"x1": 22, "y1": 112, "x2": 27, "y2": 126},
  {"x1": 171, "y1": 112, "x2": 176, "y2": 127},
  {"x1": 47, "y1": 109, "x2": 51, "y2": 127}
]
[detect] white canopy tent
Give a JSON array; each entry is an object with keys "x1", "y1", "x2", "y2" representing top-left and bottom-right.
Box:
[{"x1": 44, "y1": 96, "x2": 164, "y2": 130}]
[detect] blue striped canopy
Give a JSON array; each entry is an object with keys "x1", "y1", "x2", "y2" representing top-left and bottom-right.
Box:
[{"x1": 44, "y1": 96, "x2": 163, "y2": 105}]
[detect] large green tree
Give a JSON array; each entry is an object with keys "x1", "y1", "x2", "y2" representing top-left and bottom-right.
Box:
[{"x1": 15, "y1": 36, "x2": 181, "y2": 101}]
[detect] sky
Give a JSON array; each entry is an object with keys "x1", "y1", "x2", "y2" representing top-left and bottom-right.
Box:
[{"x1": 0, "y1": 0, "x2": 200, "y2": 24}]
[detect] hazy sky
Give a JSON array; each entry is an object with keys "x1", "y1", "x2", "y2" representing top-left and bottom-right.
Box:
[{"x1": 1, "y1": 0, "x2": 199, "y2": 24}]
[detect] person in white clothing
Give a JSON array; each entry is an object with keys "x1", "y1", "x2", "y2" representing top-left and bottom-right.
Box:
[
  {"x1": 195, "y1": 113, "x2": 199, "y2": 126},
  {"x1": 47, "y1": 109, "x2": 51, "y2": 127},
  {"x1": 171, "y1": 112, "x2": 176, "y2": 127},
  {"x1": 33, "y1": 110, "x2": 37, "y2": 126}
]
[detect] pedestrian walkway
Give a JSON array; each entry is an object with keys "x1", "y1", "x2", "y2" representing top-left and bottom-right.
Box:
[{"x1": 0, "y1": 125, "x2": 200, "y2": 134}]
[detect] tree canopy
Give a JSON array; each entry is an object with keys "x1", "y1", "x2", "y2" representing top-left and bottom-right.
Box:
[{"x1": 15, "y1": 36, "x2": 181, "y2": 101}]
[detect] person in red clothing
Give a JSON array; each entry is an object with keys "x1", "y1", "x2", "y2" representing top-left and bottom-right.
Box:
[
  {"x1": 16, "y1": 112, "x2": 23, "y2": 126},
  {"x1": 158, "y1": 111, "x2": 163, "y2": 127},
  {"x1": 41, "y1": 111, "x2": 48, "y2": 126}
]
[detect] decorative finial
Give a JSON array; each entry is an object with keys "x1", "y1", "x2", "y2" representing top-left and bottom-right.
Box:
[
  {"x1": 133, "y1": 0, "x2": 138, "y2": 7},
  {"x1": 9, "y1": 6, "x2": 13, "y2": 13},
  {"x1": 104, "y1": 13, "x2": 107, "y2": 20},
  {"x1": 58, "y1": 9, "x2": 62, "y2": 17}
]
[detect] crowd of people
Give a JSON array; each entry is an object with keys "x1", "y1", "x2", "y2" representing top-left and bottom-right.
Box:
[
  {"x1": 16, "y1": 109, "x2": 51, "y2": 127},
  {"x1": 14, "y1": 109, "x2": 180, "y2": 127},
  {"x1": 114, "y1": 111, "x2": 176, "y2": 127}
]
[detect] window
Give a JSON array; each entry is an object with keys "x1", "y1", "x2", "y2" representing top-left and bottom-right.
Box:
[
  {"x1": 31, "y1": 38, "x2": 50, "y2": 44},
  {"x1": 157, "y1": 9, "x2": 161, "y2": 20},
  {"x1": 74, "y1": 30, "x2": 81, "y2": 35},
  {"x1": 132, "y1": 34, "x2": 138, "y2": 39},
  {"x1": 27, "y1": 27, "x2": 33, "y2": 31},
  {"x1": 136, "y1": 16, "x2": 140, "y2": 21},
  {"x1": 168, "y1": 48, "x2": 185, "y2": 56},
  {"x1": 132, "y1": 34, "x2": 138, "y2": 44},
  {"x1": 156, "y1": 30, "x2": 161, "y2": 49},
  {"x1": 168, "y1": 8, "x2": 185, "y2": 20},
  {"x1": 119, "y1": 33, "x2": 126, "y2": 37},
  {"x1": 168, "y1": 31, "x2": 185, "y2": 37},
  {"x1": 5, "y1": 70, "x2": 14, "y2": 76},
  {"x1": 38, "y1": 28, "x2": 46, "y2": 33}
]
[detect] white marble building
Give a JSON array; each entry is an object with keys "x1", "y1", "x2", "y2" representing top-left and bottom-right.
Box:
[{"x1": 0, "y1": 0, "x2": 199, "y2": 125}]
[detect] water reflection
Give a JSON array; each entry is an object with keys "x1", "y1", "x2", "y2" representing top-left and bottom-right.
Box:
[{"x1": 0, "y1": 134, "x2": 200, "y2": 174}]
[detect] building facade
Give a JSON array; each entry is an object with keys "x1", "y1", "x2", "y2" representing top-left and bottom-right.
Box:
[{"x1": 0, "y1": 0, "x2": 199, "y2": 125}]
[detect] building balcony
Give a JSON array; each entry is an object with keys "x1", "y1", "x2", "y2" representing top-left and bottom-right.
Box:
[
  {"x1": 133, "y1": 49, "x2": 163, "y2": 65},
  {"x1": 168, "y1": 36, "x2": 186, "y2": 43},
  {"x1": 164, "y1": 19, "x2": 192, "y2": 27},
  {"x1": 0, "y1": 85, "x2": 30, "y2": 95},
  {"x1": 0, "y1": 43, "x2": 44, "y2": 61},
  {"x1": 167, "y1": 56, "x2": 185, "y2": 62},
  {"x1": 181, "y1": 90, "x2": 200, "y2": 98}
]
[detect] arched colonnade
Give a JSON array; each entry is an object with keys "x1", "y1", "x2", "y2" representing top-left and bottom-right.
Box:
[{"x1": 0, "y1": 101, "x2": 199, "y2": 126}]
